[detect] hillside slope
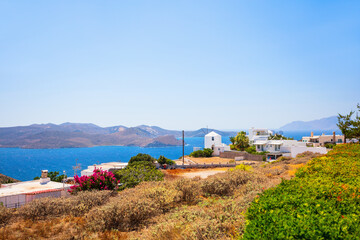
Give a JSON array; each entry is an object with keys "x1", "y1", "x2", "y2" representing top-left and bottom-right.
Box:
[{"x1": 0, "y1": 173, "x2": 19, "y2": 184}]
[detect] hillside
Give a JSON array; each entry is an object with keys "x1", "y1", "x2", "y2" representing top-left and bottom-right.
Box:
[
  {"x1": 0, "y1": 173, "x2": 19, "y2": 184},
  {"x1": 279, "y1": 116, "x2": 339, "y2": 131},
  {"x1": 0, "y1": 123, "x2": 236, "y2": 149},
  {"x1": 0, "y1": 151, "x2": 320, "y2": 239}
]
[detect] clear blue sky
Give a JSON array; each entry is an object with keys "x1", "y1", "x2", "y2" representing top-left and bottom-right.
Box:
[{"x1": 0, "y1": 0, "x2": 359, "y2": 130}]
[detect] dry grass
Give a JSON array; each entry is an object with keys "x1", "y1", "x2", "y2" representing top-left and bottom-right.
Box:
[
  {"x1": 18, "y1": 190, "x2": 113, "y2": 220},
  {"x1": 0, "y1": 152, "x2": 318, "y2": 240},
  {"x1": 187, "y1": 156, "x2": 235, "y2": 164}
]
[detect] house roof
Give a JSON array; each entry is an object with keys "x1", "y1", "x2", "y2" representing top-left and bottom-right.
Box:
[
  {"x1": 205, "y1": 131, "x2": 220, "y2": 137},
  {"x1": 0, "y1": 180, "x2": 71, "y2": 197}
]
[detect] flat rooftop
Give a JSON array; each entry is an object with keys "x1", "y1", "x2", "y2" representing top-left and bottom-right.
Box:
[{"x1": 0, "y1": 180, "x2": 71, "y2": 197}]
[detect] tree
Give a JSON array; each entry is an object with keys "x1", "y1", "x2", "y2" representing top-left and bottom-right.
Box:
[
  {"x1": 337, "y1": 111, "x2": 354, "y2": 143},
  {"x1": 114, "y1": 162, "x2": 164, "y2": 191},
  {"x1": 229, "y1": 136, "x2": 236, "y2": 145},
  {"x1": 128, "y1": 153, "x2": 156, "y2": 166},
  {"x1": 351, "y1": 104, "x2": 360, "y2": 140},
  {"x1": 233, "y1": 131, "x2": 250, "y2": 151}
]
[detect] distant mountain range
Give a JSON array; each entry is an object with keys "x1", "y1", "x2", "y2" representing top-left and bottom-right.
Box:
[
  {"x1": 279, "y1": 116, "x2": 339, "y2": 131},
  {"x1": 0, "y1": 123, "x2": 237, "y2": 149}
]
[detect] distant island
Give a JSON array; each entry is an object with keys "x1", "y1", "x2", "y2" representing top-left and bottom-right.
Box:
[
  {"x1": 279, "y1": 116, "x2": 339, "y2": 131},
  {"x1": 0, "y1": 123, "x2": 237, "y2": 149}
]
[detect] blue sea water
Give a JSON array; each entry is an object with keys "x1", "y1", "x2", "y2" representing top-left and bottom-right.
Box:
[
  {"x1": 0, "y1": 131, "x2": 339, "y2": 181},
  {"x1": 0, "y1": 137, "x2": 219, "y2": 181}
]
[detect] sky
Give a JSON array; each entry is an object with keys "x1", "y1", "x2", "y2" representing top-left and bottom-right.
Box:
[{"x1": 0, "y1": 0, "x2": 359, "y2": 130}]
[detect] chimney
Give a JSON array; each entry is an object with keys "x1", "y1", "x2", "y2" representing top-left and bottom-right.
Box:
[
  {"x1": 333, "y1": 131, "x2": 336, "y2": 144},
  {"x1": 40, "y1": 170, "x2": 50, "y2": 184},
  {"x1": 311, "y1": 132, "x2": 314, "y2": 137}
]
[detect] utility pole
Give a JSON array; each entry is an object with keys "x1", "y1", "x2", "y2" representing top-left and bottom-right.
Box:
[
  {"x1": 72, "y1": 159, "x2": 81, "y2": 177},
  {"x1": 182, "y1": 130, "x2": 185, "y2": 165}
]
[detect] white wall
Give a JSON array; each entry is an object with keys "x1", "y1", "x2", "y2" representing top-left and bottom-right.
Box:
[
  {"x1": 0, "y1": 194, "x2": 26, "y2": 208},
  {"x1": 289, "y1": 146, "x2": 327, "y2": 158},
  {"x1": 204, "y1": 134, "x2": 222, "y2": 149}
]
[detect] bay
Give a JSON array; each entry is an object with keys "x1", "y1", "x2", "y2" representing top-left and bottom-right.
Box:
[{"x1": 0, "y1": 131, "x2": 340, "y2": 181}]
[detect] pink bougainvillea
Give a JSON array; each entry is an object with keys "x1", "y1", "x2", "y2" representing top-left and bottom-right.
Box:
[{"x1": 69, "y1": 168, "x2": 119, "y2": 194}]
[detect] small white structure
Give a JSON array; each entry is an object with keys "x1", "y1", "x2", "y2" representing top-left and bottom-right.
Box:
[
  {"x1": 248, "y1": 128, "x2": 273, "y2": 144},
  {"x1": 204, "y1": 131, "x2": 231, "y2": 156},
  {"x1": 81, "y1": 162, "x2": 128, "y2": 176},
  {"x1": 204, "y1": 131, "x2": 222, "y2": 149},
  {"x1": 0, "y1": 170, "x2": 71, "y2": 208}
]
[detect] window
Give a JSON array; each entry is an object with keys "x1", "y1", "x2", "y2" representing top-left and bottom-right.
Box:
[{"x1": 212, "y1": 137, "x2": 214, "y2": 141}]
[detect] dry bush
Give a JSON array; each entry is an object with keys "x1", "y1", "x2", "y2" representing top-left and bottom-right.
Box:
[
  {"x1": 18, "y1": 190, "x2": 112, "y2": 220},
  {"x1": 86, "y1": 183, "x2": 180, "y2": 232},
  {"x1": 201, "y1": 170, "x2": 254, "y2": 196},
  {"x1": 70, "y1": 190, "x2": 114, "y2": 216},
  {"x1": 133, "y1": 179, "x2": 268, "y2": 240},
  {"x1": 0, "y1": 216, "x2": 88, "y2": 240},
  {"x1": 174, "y1": 178, "x2": 202, "y2": 204},
  {"x1": 0, "y1": 205, "x2": 13, "y2": 225}
]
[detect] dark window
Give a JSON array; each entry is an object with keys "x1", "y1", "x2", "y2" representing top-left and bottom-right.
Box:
[{"x1": 212, "y1": 137, "x2": 214, "y2": 141}]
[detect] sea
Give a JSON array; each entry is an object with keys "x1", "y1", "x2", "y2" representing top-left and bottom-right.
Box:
[{"x1": 0, "y1": 130, "x2": 340, "y2": 181}]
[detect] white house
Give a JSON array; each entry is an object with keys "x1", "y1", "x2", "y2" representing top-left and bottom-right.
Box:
[
  {"x1": 204, "y1": 131, "x2": 231, "y2": 156},
  {"x1": 0, "y1": 170, "x2": 71, "y2": 208},
  {"x1": 248, "y1": 128, "x2": 273, "y2": 144},
  {"x1": 253, "y1": 139, "x2": 327, "y2": 158}
]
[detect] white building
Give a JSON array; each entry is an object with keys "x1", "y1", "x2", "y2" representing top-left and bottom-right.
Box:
[
  {"x1": 0, "y1": 170, "x2": 71, "y2": 208},
  {"x1": 81, "y1": 162, "x2": 128, "y2": 176},
  {"x1": 204, "y1": 131, "x2": 230, "y2": 156},
  {"x1": 248, "y1": 128, "x2": 273, "y2": 144},
  {"x1": 253, "y1": 139, "x2": 327, "y2": 158}
]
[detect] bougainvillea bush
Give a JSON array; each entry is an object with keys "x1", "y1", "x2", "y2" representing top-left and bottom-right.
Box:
[
  {"x1": 69, "y1": 168, "x2": 119, "y2": 194},
  {"x1": 242, "y1": 144, "x2": 360, "y2": 239}
]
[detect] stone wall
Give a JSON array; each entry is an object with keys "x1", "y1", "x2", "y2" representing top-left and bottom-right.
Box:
[{"x1": 220, "y1": 151, "x2": 264, "y2": 161}]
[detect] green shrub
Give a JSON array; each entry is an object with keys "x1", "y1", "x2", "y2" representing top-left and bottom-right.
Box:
[
  {"x1": 242, "y1": 144, "x2": 360, "y2": 239},
  {"x1": 157, "y1": 155, "x2": 175, "y2": 165},
  {"x1": 33, "y1": 171, "x2": 66, "y2": 182},
  {"x1": 128, "y1": 153, "x2": 156, "y2": 166},
  {"x1": 189, "y1": 148, "x2": 213, "y2": 158},
  {"x1": 231, "y1": 164, "x2": 253, "y2": 172},
  {"x1": 115, "y1": 162, "x2": 164, "y2": 191},
  {"x1": 244, "y1": 146, "x2": 256, "y2": 154},
  {"x1": 325, "y1": 143, "x2": 336, "y2": 149}
]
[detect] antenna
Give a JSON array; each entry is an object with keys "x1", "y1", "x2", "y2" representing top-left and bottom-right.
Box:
[{"x1": 72, "y1": 159, "x2": 81, "y2": 177}]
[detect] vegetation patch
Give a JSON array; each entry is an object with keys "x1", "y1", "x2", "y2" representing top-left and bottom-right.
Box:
[
  {"x1": 242, "y1": 144, "x2": 360, "y2": 239},
  {"x1": 189, "y1": 148, "x2": 214, "y2": 158}
]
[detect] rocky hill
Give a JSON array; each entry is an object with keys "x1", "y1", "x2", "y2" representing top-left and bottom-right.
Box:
[
  {"x1": 0, "y1": 123, "x2": 236, "y2": 149},
  {"x1": 0, "y1": 173, "x2": 19, "y2": 184}
]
